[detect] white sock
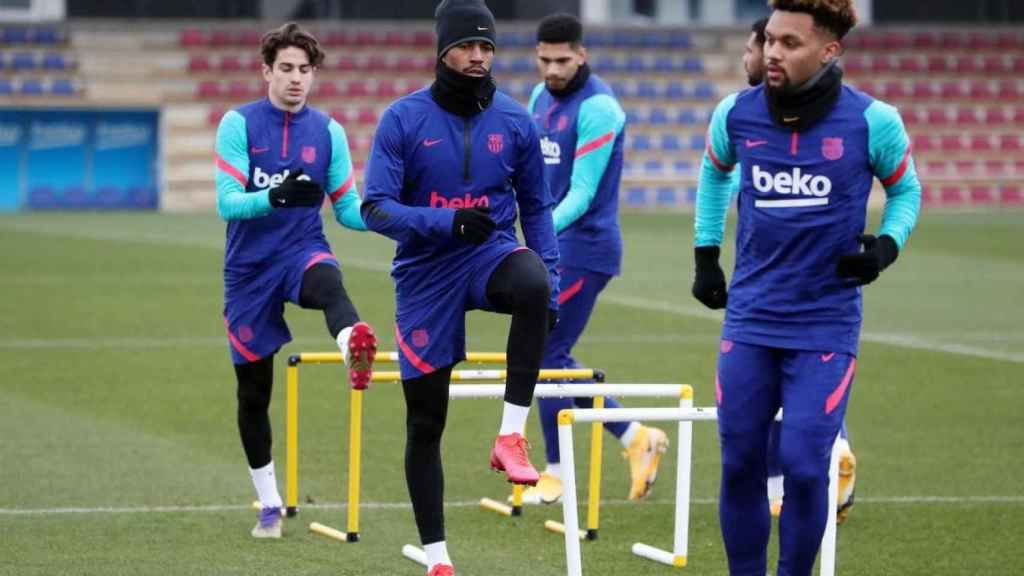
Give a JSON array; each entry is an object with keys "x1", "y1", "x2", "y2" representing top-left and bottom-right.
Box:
[
  {"x1": 544, "y1": 463, "x2": 562, "y2": 479},
  {"x1": 250, "y1": 461, "x2": 283, "y2": 509},
  {"x1": 836, "y1": 436, "x2": 851, "y2": 453},
  {"x1": 767, "y1": 475, "x2": 785, "y2": 501},
  {"x1": 336, "y1": 325, "x2": 353, "y2": 366},
  {"x1": 498, "y1": 402, "x2": 530, "y2": 436},
  {"x1": 619, "y1": 422, "x2": 641, "y2": 448},
  {"x1": 424, "y1": 541, "x2": 452, "y2": 570}
]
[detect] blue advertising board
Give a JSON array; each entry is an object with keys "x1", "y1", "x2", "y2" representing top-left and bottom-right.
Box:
[{"x1": 0, "y1": 108, "x2": 160, "y2": 211}]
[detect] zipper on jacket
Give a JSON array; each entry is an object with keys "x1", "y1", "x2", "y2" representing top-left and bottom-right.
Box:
[
  {"x1": 282, "y1": 111, "x2": 291, "y2": 158},
  {"x1": 462, "y1": 117, "x2": 471, "y2": 182}
]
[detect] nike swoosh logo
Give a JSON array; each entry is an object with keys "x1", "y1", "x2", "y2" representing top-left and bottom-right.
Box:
[
  {"x1": 745, "y1": 140, "x2": 768, "y2": 148},
  {"x1": 251, "y1": 147, "x2": 269, "y2": 154},
  {"x1": 821, "y1": 352, "x2": 836, "y2": 363},
  {"x1": 477, "y1": 26, "x2": 489, "y2": 31},
  {"x1": 423, "y1": 138, "x2": 443, "y2": 147}
]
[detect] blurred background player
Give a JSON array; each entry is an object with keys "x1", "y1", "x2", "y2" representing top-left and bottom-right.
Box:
[
  {"x1": 739, "y1": 15, "x2": 857, "y2": 522},
  {"x1": 214, "y1": 22, "x2": 378, "y2": 539},
  {"x1": 518, "y1": 13, "x2": 667, "y2": 506},
  {"x1": 360, "y1": 1, "x2": 559, "y2": 574},
  {"x1": 692, "y1": 1, "x2": 920, "y2": 574}
]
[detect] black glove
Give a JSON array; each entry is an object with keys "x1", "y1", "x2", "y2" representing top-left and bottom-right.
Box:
[
  {"x1": 548, "y1": 308, "x2": 559, "y2": 333},
  {"x1": 692, "y1": 246, "x2": 728, "y2": 310},
  {"x1": 452, "y1": 206, "x2": 495, "y2": 245},
  {"x1": 268, "y1": 169, "x2": 323, "y2": 208},
  {"x1": 836, "y1": 234, "x2": 899, "y2": 286}
]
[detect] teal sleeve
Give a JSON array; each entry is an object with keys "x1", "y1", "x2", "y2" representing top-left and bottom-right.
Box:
[
  {"x1": 527, "y1": 82, "x2": 545, "y2": 114},
  {"x1": 552, "y1": 94, "x2": 626, "y2": 233},
  {"x1": 729, "y1": 167, "x2": 741, "y2": 200},
  {"x1": 215, "y1": 110, "x2": 272, "y2": 220},
  {"x1": 865, "y1": 101, "x2": 921, "y2": 250},
  {"x1": 694, "y1": 93, "x2": 738, "y2": 247},
  {"x1": 326, "y1": 119, "x2": 366, "y2": 231}
]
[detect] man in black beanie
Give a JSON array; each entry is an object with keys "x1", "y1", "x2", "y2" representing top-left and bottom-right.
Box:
[{"x1": 361, "y1": 1, "x2": 561, "y2": 574}]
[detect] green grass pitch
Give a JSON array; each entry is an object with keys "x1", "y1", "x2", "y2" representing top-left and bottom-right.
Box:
[{"x1": 0, "y1": 211, "x2": 1022, "y2": 575}]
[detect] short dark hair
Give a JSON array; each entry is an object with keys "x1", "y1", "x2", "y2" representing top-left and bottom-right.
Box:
[
  {"x1": 537, "y1": 13, "x2": 583, "y2": 47},
  {"x1": 768, "y1": 0, "x2": 858, "y2": 40},
  {"x1": 751, "y1": 17, "x2": 769, "y2": 45},
  {"x1": 260, "y1": 22, "x2": 325, "y2": 68}
]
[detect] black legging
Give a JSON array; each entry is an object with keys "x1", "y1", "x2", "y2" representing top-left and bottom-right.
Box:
[
  {"x1": 402, "y1": 249, "x2": 551, "y2": 544},
  {"x1": 235, "y1": 263, "x2": 361, "y2": 469}
]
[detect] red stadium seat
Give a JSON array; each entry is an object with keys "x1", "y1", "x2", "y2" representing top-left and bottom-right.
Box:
[
  {"x1": 366, "y1": 55, "x2": 391, "y2": 71},
  {"x1": 375, "y1": 80, "x2": 400, "y2": 98},
  {"x1": 207, "y1": 106, "x2": 227, "y2": 126},
  {"x1": 209, "y1": 30, "x2": 234, "y2": 47},
  {"x1": 872, "y1": 55, "x2": 894, "y2": 73},
  {"x1": 983, "y1": 56, "x2": 1007, "y2": 75},
  {"x1": 940, "y1": 33, "x2": 964, "y2": 50},
  {"x1": 969, "y1": 186, "x2": 995, "y2": 205},
  {"x1": 328, "y1": 107, "x2": 349, "y2": 123},
  {"x1": 926, "y1": 56, "x2": 948, "y2": 74},
  {"x1": 997, "y1": 32, "x2": 1021, "y2": 50},
  {"x1": 882, "y1": 81, "x2": 907, "y2": 99},
  {"x1": 334, "y1": 56, "x2": 358, "y2": 71},
  {"x1": 955, "y1": 108, "x2": 979, "y2": 125},
  {"x1": 940, "y1": 81, "x2": 964, "y2": 99},
  {"x1": 984, "y1": 160, "x2": 1008, "y2": 177},
  {"x1": 968, "y1": 82, "x2": 994, "y2": 101},
  {"x1": 967, "y1": 32, "x2": 995, "y2": 50},
  {"x1": 919, "y1": 184, "x2": 935, "y2": 206},
  {"x1": 1016, "y1": 160, "x2": 1024, "y2": 176},
  {"x1": 881, "y1": 32, "x2": 910, "y2": 50},
  {"x1": 246, "y1": 56, "x2": 262, "y2": 72},
  {"x1": 940, "y1": 135, "x2": 963, "y2": 153},
  {"x1": 925, "y1": 160, "x2": 948, "y2": 177},
  {"x1": 913, "y1": 33, "x2": 939, "y2": 50},
  {"x1": 842, "y1": 56, "x2": 867, "y2": 74},
  {"x1": 325, "y1": 30, "x2": 351, "y2": 46},
  {"x1": 188, "y1": 55, "x2": 211, "y2": 73},
  {"x1": 1001, "y1": 185, "x2": 1024, "y2": 205},
  {"x1": 939, "y1": 185, "x2": 964, "y2": 205},
  {"x1": 912, "y1": 81, "x2": 936, "y2": 99},
  {"x1": 999, "y1": 134, "x2": 1021, "y2": 153},
  {"x1": 926, "y1": 107, "x2": 949, "y2": 126},
  {"x1": 197, "y1": 80, "x2": 222, "y2": 99},
  {"x1": 955, "y1": 160, "x2": 977, "y2": 176},
  {"x1": 1013, "y1": 56, "x2": 1024, "y2": 74},
  {"x1": 220, "y1": 55, "x2": 242, "y2": 72},
  {"x1": 996, "y1": 81, "x2": 1019, "y2": 101},
  {"x1": 180, "y1": 28, "x2": 205, "y2": 47},
  {"x1": 854, "y1": 80, "x2": 877, "y2": 96},
  {"x1": 315, "y1": 81, "x2": 340, "y2": 98},
  {"x1": 1014, "y1": 107, "x2": 1024, "y2": 125},
  {"x1": 896, "y1": 56, "x2": 922, "y2": 73},
  {"x1": 356, "y1": 108, "x2": 377, "y2": 125},
  {"x1": 238, "y1": 30, "x2": 261, "y2": 47},
  {"x1": 984, "y1": 107, "x2": 1008, "y2": 125},
  {"x1": 412, "y1": 30, "x2": 435, "y2": 47},
  {"x1": 969, "y1": 135, "x2": 993, "y2": 153},
  {"x1": 954, "y1": 56, "x2": 978, "y2": 74},
  {"x1": 913, "y1": 134, "x2": 936, "y2": 153},
  {"x1": 227, "y1": 80, "x2": 254, "y2": 99},
  {"x1": 343, "y1": 81, "x2": 370, "y2": 97},
  {"x1": 901, "y1": 108, "x2": 923, "y2": 126},
  {"x1": 385, "y1": 30, "x2": 413, "y2": 46}
]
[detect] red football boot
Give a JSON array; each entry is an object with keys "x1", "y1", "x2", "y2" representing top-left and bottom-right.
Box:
[
  {"x1": 345, "y1": 321, "x2": 377, "y2": 390},
  {"x1": 489, "y1": 433, "x2": 540, "y2": 486}
]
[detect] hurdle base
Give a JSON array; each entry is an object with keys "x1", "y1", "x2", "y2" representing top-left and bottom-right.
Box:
[
  {"x1": 511, "y1": 505, "x2": 522, "y2": 517},
  {"x1": 309, "y1": 522, "x2": 348, "y2": 542},
  {"x1": 543, "y1": 520, "x2": 585, "y2": 540},
  {"x1": 586, "y1": 528, "x2": 599, "y2": 541},
  {"x1": 286, "y1": 506, "x2": 297, "y2": 518},
  {"x1": 402, "y1": 544, "x2": 428, "y2": 567},
  {"x1": 632, "y1": 543, "x2": 686, "y2": 568},
  {"x1": 479, "y1": 497, "x2": 514, "y2": 517}
]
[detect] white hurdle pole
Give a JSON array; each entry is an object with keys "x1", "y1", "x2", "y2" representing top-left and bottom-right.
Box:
[{"x1": 557, "y1": 403, "x2": 841, "y2": 576}]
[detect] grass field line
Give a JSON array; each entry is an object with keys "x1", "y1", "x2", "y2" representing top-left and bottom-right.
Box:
[
  {"x1": 3, "y1": 220, "x2": 1022, "y2": 363},
  {"x1": 4, "y1": 495, "x2": 1024, "y2": 516},
  {"x1": 600, "y1": 294, "x2": 1024, "y2": 364}
]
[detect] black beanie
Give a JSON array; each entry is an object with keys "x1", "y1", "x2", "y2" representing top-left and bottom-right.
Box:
[{"x1": 435, "y1": 0, "x2": 496, "y2": 58}]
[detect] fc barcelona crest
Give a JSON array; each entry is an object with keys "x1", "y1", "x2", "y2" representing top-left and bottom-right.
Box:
[
  {"x1": 487, "y1": 133, "x2": 504, "y2": 154},
  {"x1": 302, "y1": 146, "x2": 317, "y2": 164},
  {"x1": 556, "y1": 114, "x2": 570, "y2": 132},
  {"x1": 821, "y1": 138, "x2": 843, "y2": 161}
]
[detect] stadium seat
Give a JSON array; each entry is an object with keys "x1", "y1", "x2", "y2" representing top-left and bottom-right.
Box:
[
  {"x1": 220, "y1": 55, "x2": 242, "y2": 72},
  {"x1": 999, "y1": 134, "x2": 1021, "y2": 153},
  {"x1": 375, "y1": 80, "x2": 400, "y2": 98},
  {"x1": 968, "y1": 82, "x2": 994, "y2": 101},
  {"x1": 940, "y1": 81, "x2": 964, "y2": 99},
  {"x1": 50, "y1": 78, "x2": 75, "y2": 95},
  {"x1": 969, "y1": 186, "x2": 995, "y2": 205},
  {"x1": 653, "y1": 55, "x2": 674, "y2": 73},
  {"x1": 2, "y1": 27, "x2": 29, "y2": 44},
  {"x1": 939, "y1": 185, "x2": 964, "y2": 205},
  {"x1": 1001, "y1": 185, "x2": 1023, "y2": 205},
  {"x1": 983, "y1": 56, "x2": 1007, "y2": 75},
  {"x1": 911, "y1": 81, "x2": 935, "y2": 99},
  {"x1": 954, "y1": 56, "x2": 979, "y2": 74},
  {"x1": 954, "y1": 160, "x2": 977, "y2": 177},
  {"x1": 356, "y1": 108, "x2": 377, "y2": 125},
  {"x1": 926, "y1": 56, "x2": 948, "y2": 73},
  {"x1": 1014, "y1": 56, "x2": 1024, "y2": 74},
  {"x1": 42, "y1": 52, "x2": 68, "y2": 70},
  {"x1": 996, "y1": 81, "x2": 1019, "y2": 101},
  {"x1": 984, "y1": 160, "x2": 1008, "y2": 177},
  {"x1": 644, "y1": 160, "x2": 664, "y2": 174},
  {"x1": 593, "y1": 55, "x2": 617, "y2": 72},
  {"x1": 180, "y1": 28, "x2": 204, "y2": 47},
  {"x1": 984, "y1": 107, "x2": 1008, "y2": 125},
  {"x1": 940, "y1": 32, "x2": 965, "y2": 50},
  {"x1": 940, "y1": 135, "x2": 963, "y2": 153},
  {"x1": 238, "y1": 30, "x2": 261, "y2": 47},
  {"x1": 872, "y1": 55, "x2": 894, "y2": 73},
  {"x1": 955, "y1": 108, "x2": 979, "y2": 125},
  {"x1": 1014, "y1": 107, "x2": 1024, "y2": 125},
  {"x1": 630, "y1": 134, "x2": 651, "y2": 151},
  {"x1": 227, "y1": 80, "x2": 254, "y2": 99},
  {"x1": 677, "y1": 108, "x2": 699, "y2": 125},
  {"x1": 660, "y1": 134, "x2": 682, "y2": 151},
  {"x1": 912, "y1": 134, "x2": 936, "y2": 152},
  {"x1": 682, "y1": 57, "x2": 703, "y2": 73},
  {"x1": 0, "y1": 78, "x2": 12, "y2": 95},
  {"x1": 12, "y1": 51, "x2": 35, "y2": 70},
  {"x1": 666, "y1": 82, "x2": 688, "y2": 99},
  {"x1": 842, "y1": 56, "x2": 866, "y2": 74},
  {"x1": 197, "y1": 80, "x2": 222, "y2": 99},
  {"x1": 626, "y1": 187, "x2": 647, "y2": 207},
  {"x1": 648, "y1": 108, "x2": 669, "y2": 125},
  {"x1": 897, "y1": 56, "x2": 922, "y2": 73},
  {"x1": 924, "y1": 160, "x2": 948, "y2": 177},
  {"x1": 624, "y1": 108, "x2": 641, "y2": 124},
  {"x1": 315, "y1": 81, "x2": 340, "y2": 98},
  {"x1": 674, "y1": 160, "x2": 695, "y2": 175},
  {"x1": 966, "y1": 32, "x2": 995, "y2": 50},
  {"x1": 625, "y1": 55, "x2": 646, "y2": 72},
  {"x1": 913, "y1": 32, "x2": 939, "y2": 50},
  {"x1": 656, "y1": 187, "x2": 677, "y2": 206},
  {"x1": 209, "y1": 30, "x2": 234, "y2": 47},
  {"x1": 882, "y1": 81, "x2": 907, "y2": 99},
  {"x1": 969, "y1": 135, "x2": 992, "y2": 152},
  {"x1": 19, "y1": 78, "x2": 43, "y2": 95},
  {"x1": 207, "y1": 106, "x2": 227, "y2": 126},
  {"x1": 694, "y1": 82, "x2": 715, "y2": 100},
  {"x1": 689, "y1": 134, "x2": 705, "y2": 151},
  {"x1": 636, "y1": 81, "x2": 657, "y2": 99},
  {"x1": 901, "y1": 108, "x2": 923, "y2": 126},
  {"x1": 188, "y1": 55, "x2": 211, "y2": 73},
  {"x1": 344, "y1": 81, "x2": 369, "y2": 97},
  {"x1": 997, "y1": 32, "x2": 1021, "y2": 50}
]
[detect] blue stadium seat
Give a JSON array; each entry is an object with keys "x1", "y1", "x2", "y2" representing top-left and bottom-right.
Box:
[
  {"x1": 609, "y1": 81, "x2": 628, "y2": 97},
  {"x1": 644, "y1": 160, "x2": 664, "y2": 174},
  {"x1": 510, "y1": 57, "x2": 532, "y2": 73},
  {"x1": 626, "y1": 187, "x2": 648, "y2": 207},
  {"x1": 667, "y1": 33, "x2": 692, "y2": 49},
  {"x1": 12, "y1": 51, "x2": 35, "y2": 70},
  {"x1": 20, "y1": 78, "x2": 44, "y2": 95},
  {"x1": 694, "y1": 82, "x2": 716, "y2": 100},
  {"x1": 33, "y1": 27, "x2": 62, "y2": 44},
  {"x1": 622, "y1": 160, "x2": 635, "y2": 175},
  {"x1": 50, "y1": 78, "x2": 75, "y2": 95},
  {"x1": 674, "y1": 160, "x2": 695, "y2": 175},
  {"x1": 636, "y1": 81, "x2": 657, "y2": 98},
  {"x1": 654, "y1": 55, "x2": 675, "y2": 73},
  {"x1": 0, "y1": 79, "x2": 12, "y2": 95},
  {"x1": 624, "y1": 107, "x2": 642, "y2": 124},
  {"x1": 690, "y1": 134, "x2": 706, "y2": 151},
  {"x1": 666, "y1": 82, "x2": 688, "y2": 99},
  {"x1": 656, "y1": 187, "x2": 678, "y2": 206},
  {"x1": 630, "y1": 134, "x2": 652, "y2": 151},
  {"x1": 683, "y1": 57, "x2": 704, "y2": 73},
  {"x1": 677, "y1": 108, "x2": 699, "y2": 125},
  {"x1": 648, "y1": 107, "x2": 669, "y2": 125},
  {"x1": 42, "y1": 52, "x2": 67, "y2": 70},
  {"x1": 587, "y1": 31, "x2": 611, "y2": 47},
  {"x1": 687, "y1": 186, "x2": 699, "y2": 204},
  {"x1": 625, "y1": 55, "x2": 646, "y2": 72},
  {"x1": 2, "y1": 27, "x2": 29, "y2": 44},
  {"x1": 593, "y1": 55, "x2": 618, "y2": 72},
  {"x1": 660, "y1": 134, "x2": 682, "y2": 151}
]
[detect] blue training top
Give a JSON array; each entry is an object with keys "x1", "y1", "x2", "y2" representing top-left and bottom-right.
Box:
[
  {"x1": 528, "y1": 73, "x2": 627, "y2": 276},
  {"x1": 361, "y1": 87, "x2": 560, "y2": 310},
  {"x1": 695, "y1": 84, "x2": 921, "y2": 354},
  {"x1": 214, "y1": 98, "x2": 364, "y2": 276}
]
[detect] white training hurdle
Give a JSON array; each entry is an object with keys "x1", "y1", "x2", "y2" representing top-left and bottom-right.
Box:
[
  {"x1": 401, "y1": 382, "x2": 690, "y2": 567},
  {"x1": 557, "y1": 401, "x2": 841, "y2": 576}
]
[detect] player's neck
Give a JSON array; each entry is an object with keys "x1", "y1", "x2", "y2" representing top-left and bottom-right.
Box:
[
  {"x1": 547, "y1": 62, "x2": 590, "y2": 99},
  {"x1": 267, "y1": 91, "x2": 306, "y2": 114},
  {"x1": 764, "y1": 60, "x2": 842, "y2": 132}
]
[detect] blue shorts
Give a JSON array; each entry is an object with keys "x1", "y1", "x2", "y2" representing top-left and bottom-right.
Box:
[
  {"x1": 394, "y1": 241, "x2": 524, "y2": 379},
  {"x1": 223, "y1": 244, "x2": 338, "y2": 365},
  {"x1": 716, "y1": 339, "x2": 855, "y2": 446}
]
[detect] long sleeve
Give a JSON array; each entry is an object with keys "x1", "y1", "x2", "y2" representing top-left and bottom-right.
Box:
[
  {"x1": 361, "y1": 108, "x2": 454, "y2": 244},
  {"x1": 513, "y1": 117, "x2": 561, "y2": 309},
  {"x1": 865, "y1": 101, "x2": 921, "y2": 250},
  {"x1": 694, "y1": 93, "x2": 739, "y2": 247},
  {"x1": 551, "y1": 94, "x2": 626, "y2": 233},
  {"x1": 215, "y1": 110, "x2": 272, "y2": 221},
  {"x1": 326, "y1": 119, "x2": 366, "y2": 231}
]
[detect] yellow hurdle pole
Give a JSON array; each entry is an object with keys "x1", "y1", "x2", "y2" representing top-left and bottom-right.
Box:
[
  {"x1": 586, "y1": 396, "x2": 604, "y2": 540},
  {"x1": 346, "y1": 387, "x2": 363, "y2": 542},
  {"x1": 298, "y1": 352, "x2": 508, "y2": 365},
  {"x1": 286, "y1": 357, "x2": 299, "y2": 517},
  {"x1": 511, "y1": 484, "x2": 524, "y2": 516}
]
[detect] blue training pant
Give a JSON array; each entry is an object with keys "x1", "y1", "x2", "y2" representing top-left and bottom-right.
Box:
[
  {"x1": 716, "y1": 339, "x2": 855, "y2": 576},
  {"x1": 537, "y1": 267, "x2": 628, "y2": 464}
]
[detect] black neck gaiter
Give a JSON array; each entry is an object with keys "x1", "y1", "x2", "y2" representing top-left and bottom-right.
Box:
[
  {"x1": 765, "y1": 60, "x2": 843, "y2": 132},
  {"x1": 430, "y1": 61, "x2": 496, "y2": 117},
  {"x1": 548, "y1": 62, "x2": 591, "y2": 99}
]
